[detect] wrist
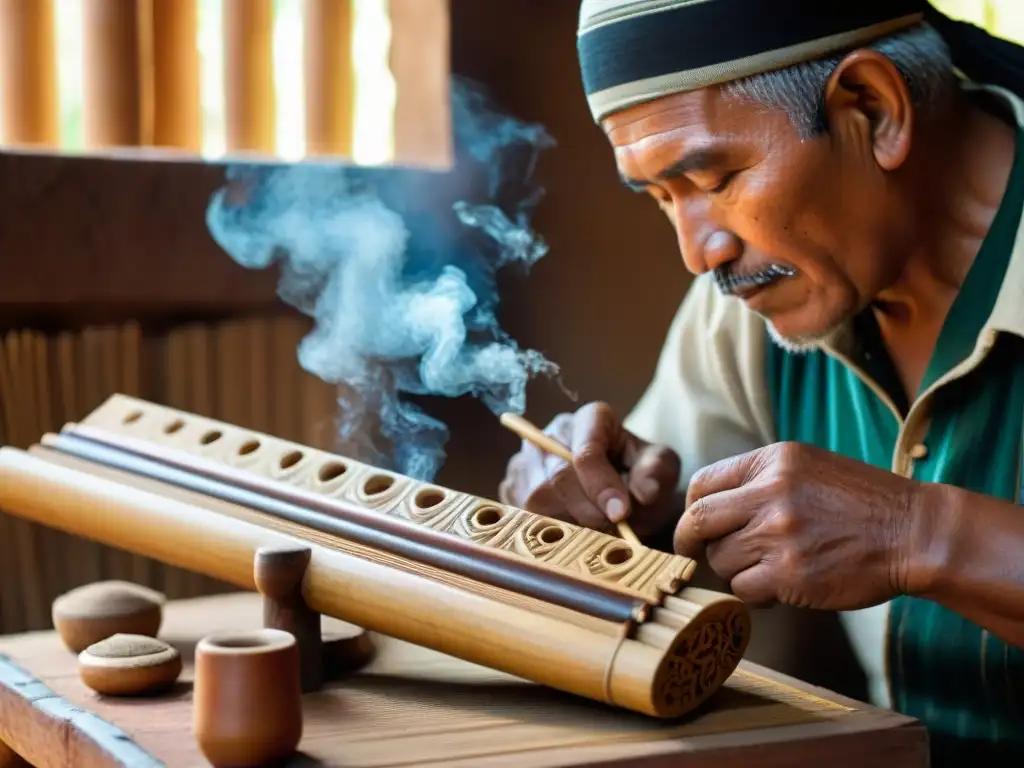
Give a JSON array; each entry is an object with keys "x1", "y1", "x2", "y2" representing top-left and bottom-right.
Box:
[{"x1": 901, "y1": 480, "x2": 960, "y2": 598}]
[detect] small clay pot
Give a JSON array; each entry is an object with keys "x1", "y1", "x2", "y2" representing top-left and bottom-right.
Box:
[
  {"x1": 78, "y1": 634, "x2": 182, "y2": 696},
  {"x1": 193, "y1": 629, "x2": 303, "y2": 768},
  {"x1": 52, "y1": 581, "x2": 164, "y2": 653}
]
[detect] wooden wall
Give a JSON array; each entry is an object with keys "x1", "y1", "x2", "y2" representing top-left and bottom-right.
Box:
[{"x1": 0, "y1": 0, "x2": 868, "y2": 702}]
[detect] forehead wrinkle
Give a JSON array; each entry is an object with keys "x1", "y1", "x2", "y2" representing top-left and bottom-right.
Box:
[
  {"x1": 616, "y1": 130, "x2": 738, "y2": 189},
  {"x1": 608, "y1": 90, "x2": 765, "y2": 189},
  {"x1": 604, "y1": 87, "x2": 727, "y2": 143}
]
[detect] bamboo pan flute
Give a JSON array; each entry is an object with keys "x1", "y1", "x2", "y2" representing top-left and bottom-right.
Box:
[{"x1": 0, "y1": 394, "x2": 752, "y2": 718}]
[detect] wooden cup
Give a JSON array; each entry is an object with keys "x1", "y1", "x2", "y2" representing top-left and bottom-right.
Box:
[{"x1": 193, "y1": 629, "x2": 303, "y2": 767}]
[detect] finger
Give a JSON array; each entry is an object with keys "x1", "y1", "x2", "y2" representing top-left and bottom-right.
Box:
[
  {"x1": 729, "y1": 564, "x2": 778, "y2": 608},
  {"x1": 673, "y1": 487, "x2": 759, "y2": 557},
  {"x1": 498, "y1": 477, "x2": 514, "y2": 505},
  {"x1": 704, "y1": 533, "x2": 763, "y2": 583},
  {"x1": 626, "y1": 443, "x2": 681, "y2": 505},
  {"x1": 569, "y1": 402, "x2": 632, "y2": 523},
  {"x1": 544, "y1": 453, "x2": 609, "y2": 531},
  {"x1": 522, "y1": 483, "x2": 576, "y2": 523},
  {"x1": 685, "y1": 448, "x2": 767, "y2": 508}
]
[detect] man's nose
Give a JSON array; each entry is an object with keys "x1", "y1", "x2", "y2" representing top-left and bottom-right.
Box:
[{"x1": 672, "y1": 199, "x2": 741, "y2": 275}]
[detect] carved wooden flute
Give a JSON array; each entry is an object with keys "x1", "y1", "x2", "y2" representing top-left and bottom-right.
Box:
[
  {"x1": 0, "y1": 394, "x2": 752, "y2": 718},
  {"x1": 50, "y1": 426, "x2": 647, "y2": 624}
]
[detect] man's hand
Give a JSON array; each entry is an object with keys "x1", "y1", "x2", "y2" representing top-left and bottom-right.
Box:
[
  {"x1": 498, "y1": 402, "x2": 683, "y2": 538},
  {"x1": 675, "y1": 442, "x2": 931, "y2": 611}
]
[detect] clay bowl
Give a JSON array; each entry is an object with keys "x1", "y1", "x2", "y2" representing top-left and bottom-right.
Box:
[
  {"x1": 193, "y1": 629, "x2": 303, "y2": 768},
  {"x1": 52, "y1": 581, "x2": 164, "y2": 653},
  {"x1": 78, "y1": 634, "x2": 182, "y2": 696}
]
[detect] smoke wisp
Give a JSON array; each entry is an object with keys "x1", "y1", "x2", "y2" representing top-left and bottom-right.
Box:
[{"x1": 206, "y1": 77, "x2": 562, "y2": 481}]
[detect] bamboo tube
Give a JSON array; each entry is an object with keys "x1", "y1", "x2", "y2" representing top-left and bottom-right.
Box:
[
  {"x1": 82, "y1": 0, "x2": 143, "y2": 148},
  {"x1": 388, "y1": 0, "x2": 452, "y2": 168},
  {"x1": 222, "y1": 0, "x2": 275, "y2": 154},
  {"x1": 148, "y1": 0, "x2": 201, "y2": 150},
  {"x1": 0, "y1": 445, "x2": 750, "y2": 718},
  {"x1": 303, "y1": 0, "x2": 354, "y2": 157},
  {"x1": 0, "y1": 0, "x2": 58, "y2": 146}
]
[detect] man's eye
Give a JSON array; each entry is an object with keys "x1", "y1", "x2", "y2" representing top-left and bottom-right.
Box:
[
  {"x1": 646, "y1": 189, "x2": 671, "y2": 208},
  {"x1": 709, "y1": 172, "x2": 738, "y2": 194}
]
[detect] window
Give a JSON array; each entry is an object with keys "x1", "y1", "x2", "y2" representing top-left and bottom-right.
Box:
[
  {"x1": 0, "y1": 0, "x2": 413, "y2": 166},
  {"x1": 931, "y1": 0, "x2": 1024, "y2": 44}
]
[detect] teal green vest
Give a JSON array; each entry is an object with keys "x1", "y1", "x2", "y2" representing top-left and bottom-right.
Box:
[{"x1": 766, "y1": 129, "x2": 1024, "y2": 765}]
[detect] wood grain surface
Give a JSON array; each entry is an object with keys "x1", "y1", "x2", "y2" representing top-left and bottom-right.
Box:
[{"x1": 0, "y1": 593, "x2": 927, "y2": 767}]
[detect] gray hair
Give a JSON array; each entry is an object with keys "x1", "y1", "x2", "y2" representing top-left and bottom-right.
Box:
[{"x1": 723, "y1": 24, "x2": 957, "y2": 137}]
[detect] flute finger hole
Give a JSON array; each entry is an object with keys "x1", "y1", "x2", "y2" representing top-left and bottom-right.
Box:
[
  {"x1": 122, "y1": 410, "x2": 143, "y2": 425},
  {"x1": 238, "y1": 440, "x2": 261, "y2": 456},
  {"x1": 473, "y1": 506, "x2": 505, "y2": 526},
  {"x1": 200, "y1": 430, "x2": 223, "y2": 446},
  {"x1": 363, "y1": 474, "x2": 394, "y2": 496},
  {"x1": 414, "y1": 488, "x2": 446, "y2": 509},
  {"x1": 164, "y1": 419, "x2": 185, "y2": 435},
  {"x1": 279, "y1": 451, "x2": 303, "y2": 470},
  {"x1": 318, "y1": 461, "x2": 347, "y2": 483},
  {"x1": 539, "y1": 526, "x2": 564, "y2": 544},
  {"x1": 603, "y1": 545, "x2": 633, "y2": 566}
]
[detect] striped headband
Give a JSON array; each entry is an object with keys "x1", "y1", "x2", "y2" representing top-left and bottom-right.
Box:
[{"x1": 577, "y1": 0, "x2": 995, "y2": 123}]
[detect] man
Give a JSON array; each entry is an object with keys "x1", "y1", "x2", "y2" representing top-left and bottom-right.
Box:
[{"x1": 499, "y1": 1, "x2": 1024, "y2": 763}]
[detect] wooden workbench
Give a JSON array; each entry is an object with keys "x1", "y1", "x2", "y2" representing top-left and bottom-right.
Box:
[{"x1": 0, "y1": 592, "x2": 927, "y2": 767}]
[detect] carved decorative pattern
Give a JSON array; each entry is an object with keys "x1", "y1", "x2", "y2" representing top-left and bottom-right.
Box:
[
  {"x1": 447, "y1": 501, "x2": 528, "y2": 544},
  {"x1": 82, "y1": 395, "x2": 697, "y2": 604},
  {"x1": 390, "y1": 484, "x2": 475, "y2": 533},
  {"x1": 655, "y1": 604, "x2": 749, "y2": 717}
]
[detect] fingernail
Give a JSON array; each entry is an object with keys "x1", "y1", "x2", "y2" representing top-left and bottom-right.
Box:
[
  {"x1": 633, "y1": 477, "x2": 660, "y2": 504},
  {"x1": 604, "y1": 496, "x2": 627, "y2": 523}
]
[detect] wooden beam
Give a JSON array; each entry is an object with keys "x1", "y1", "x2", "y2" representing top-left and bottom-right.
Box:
[
  {"x1": 222, "y1": 0, "x2": 276, "y2": 154},
  {"x1": 0, "y1": 152, "x2": 280, "y2": 312},
  {"x1": 148, "y1": 0, "x2": 201, "y2": 151},
  {"x1": 304, "y1": 0, "x2": 355, "y2": 157},
  {"x1": 388, "y1": 0, "x2": 452, "y2": 169},
  {"x1": 82, "y1": 0, "x2": 144, "y2": 148},
  {"x1": 0, "y1": 0, "x2": 58, "y2": 147}
]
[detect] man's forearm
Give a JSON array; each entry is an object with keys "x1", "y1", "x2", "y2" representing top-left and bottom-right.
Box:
[{"x1": 911, "y1": 482, "x2": 1024, "y2": 648}]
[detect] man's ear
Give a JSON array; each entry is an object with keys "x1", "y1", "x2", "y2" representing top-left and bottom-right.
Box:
[{"x1": 822, "y1": 49, "x2": 914, "y2": 171}]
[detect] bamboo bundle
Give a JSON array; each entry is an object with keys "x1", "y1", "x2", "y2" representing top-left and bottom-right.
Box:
[{"x1": 0, "y1": 394, "x2": 752, "y2": 718}]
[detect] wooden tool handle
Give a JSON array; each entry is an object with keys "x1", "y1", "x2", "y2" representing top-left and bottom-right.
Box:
[{"x1": 499, "y1": 413, "x2": 642, "y2": 548}]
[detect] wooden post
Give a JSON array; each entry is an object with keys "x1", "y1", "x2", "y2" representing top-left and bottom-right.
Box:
[
  {"x1": 388, "y1": 0, "x2": 452, "y2": 169},
  {"x1": 82, "y1": 0, "x2": 144, "y2": 148},
  {"x1": 0, "y1": 0, "x2": 58, "y2": 147},
  {"x1": 222, "y1": 0, "x2": 276, "y2": 154},
  {"x1": 252, "y1": 544, "x2": 323, "y2": 693},
  {"x1": 303, "y1": 0, "x2": 355, "y2": 157},
  {"x1": 149, "y1": 0, "x2": 201, "y2": 150}
]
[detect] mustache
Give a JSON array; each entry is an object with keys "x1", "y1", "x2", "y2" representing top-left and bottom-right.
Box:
[{"x1": 714, "y1": 264, "x2": 796, "y2": 296}]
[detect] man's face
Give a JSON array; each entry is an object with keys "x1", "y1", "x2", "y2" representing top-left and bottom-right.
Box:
[{"x1": 601, "y1": 62, "x2": 915, "y2": 349}]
